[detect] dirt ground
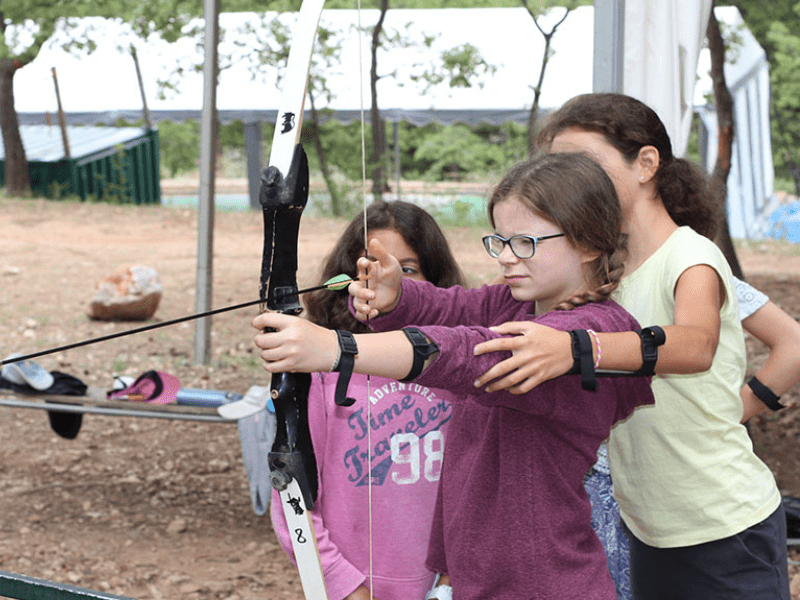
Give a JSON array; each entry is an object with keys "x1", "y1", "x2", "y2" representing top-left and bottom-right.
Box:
[{"x1": 0, "y1": 196, "x2": 799, "y2": 599}]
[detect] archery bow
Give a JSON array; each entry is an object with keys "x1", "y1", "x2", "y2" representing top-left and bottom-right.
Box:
[{"x1": 259, "y1": 1, "x2": 328, "y2": 599}]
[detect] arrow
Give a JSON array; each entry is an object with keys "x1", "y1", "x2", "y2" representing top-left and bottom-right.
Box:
[
  {"x1": 1, "y1": 275, "x2": 355, "y2": 367},
  {"x1": 275, "y1": 273, "x2": 354, "y2": 297}
]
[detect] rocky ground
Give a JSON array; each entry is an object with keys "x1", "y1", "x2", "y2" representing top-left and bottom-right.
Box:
[{"x1": 0, "y1": 196, "x2": 799, "y2": 599}]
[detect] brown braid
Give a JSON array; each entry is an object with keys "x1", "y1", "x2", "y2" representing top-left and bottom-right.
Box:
[{"x1": 553, "y1": 241, "x2": 627, "y2": 310}]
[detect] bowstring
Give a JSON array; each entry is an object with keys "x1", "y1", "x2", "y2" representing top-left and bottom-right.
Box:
[{"x1": 356, "y1": 1, "x2": 374, "y2": 598}]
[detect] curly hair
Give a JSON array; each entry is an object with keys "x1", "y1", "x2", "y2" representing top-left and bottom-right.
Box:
[
  {"x1": 536, "y1": 93, "x2": 719, "y2": 239},
  {"x1": 488, "y1": 153, "x2": 627, "y2": 311},
  {"x1": 304, "y1": 201, "x2": 466, "y2": 331}
]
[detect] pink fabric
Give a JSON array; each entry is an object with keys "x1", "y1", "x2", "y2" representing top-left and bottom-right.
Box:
[
  {"x1": 271, "y1": 372, "x2": 452, "y2": 600},
  {"x1": 108, "y1": 370, "x2": 180, "y2": 404}
]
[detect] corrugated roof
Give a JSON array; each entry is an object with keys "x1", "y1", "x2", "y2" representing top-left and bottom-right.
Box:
[{"x1": 0, "y1": 125, "x2": 149, "y2": 163}]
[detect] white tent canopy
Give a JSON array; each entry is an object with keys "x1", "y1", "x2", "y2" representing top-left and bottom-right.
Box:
[
  {"x1": 15, "y1": 8, "x2": 596, "y2": 126},
  {"x1": 10, "y1": 6, "x2": 776, "y2": 239},
  {"x1": 12, "y1": 7, "x2": 762, "y2": 130},
  {"x1": 622, "y1": 0, "x2": 713, "y2": 157}
]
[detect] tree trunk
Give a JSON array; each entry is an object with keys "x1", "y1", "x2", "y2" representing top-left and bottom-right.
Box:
[
  {"x1": 0, "y1": 59, "x2": 31, "y2": 196},
  {"x1": 522, "y1": 5, "x2": 570, "y2": 157},
  {"x1": 369, "y1": 0, "x2": 389, "y2": 201},
  {"x1": 706, "y1": 5, "x2": 744, "y2": 280}
]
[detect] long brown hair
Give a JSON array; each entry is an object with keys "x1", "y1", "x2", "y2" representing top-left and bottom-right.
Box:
[
  {"x1": 304, "y1": 200, "x2": 466, "y2": 331},
  {"x1": 488, "y1": 153, "x2": 627, "y2": 311},
  {"x1": 536, "y1": 92, "x2": 718, "y2": 239}
]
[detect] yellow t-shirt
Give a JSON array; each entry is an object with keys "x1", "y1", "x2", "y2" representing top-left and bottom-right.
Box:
[{"x1": 609, "y1": 226, "x2": 780, "y2": 547}]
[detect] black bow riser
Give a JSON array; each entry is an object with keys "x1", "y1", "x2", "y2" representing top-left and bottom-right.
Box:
[
  {"x1": 260, "y1": 142, "x2": 320, "y2": 510},
  {"x1": 259, "y1": 144, "x2": 310, "y2": 314}
]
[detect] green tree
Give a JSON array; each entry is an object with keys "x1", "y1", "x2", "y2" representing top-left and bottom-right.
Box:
[
  {"x1": 0, "y1": 1, "x2": 62, "y2": 195},
  {"x1": 766, "y1": 8, "x2": 800, "y2": 194},
  {"x1": 0, "y1": 0, "x2": 202, "y2": 197},
  {"x1": 730, "y1": 0, "x2": 800, "y2": 192},
  {"x1": 227, "y1": 14, "x2": 353, "y2": 213},
  {"x1": 412, "y1": 123, "x2": 504, "y2": 180},
  {"x1": 158, "y1": 120, "x2": 201, "y2": 177},
  {"x1": 729, "y1": 0, "x2": 798, "y2": 58},
  {"x1": 517, "y1": 0, "x2": 591, "y2": 155}
]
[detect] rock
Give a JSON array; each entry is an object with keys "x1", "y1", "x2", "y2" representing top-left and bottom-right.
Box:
[
  {"x1": 87, "y1": 265, "x2": 162, "y2": 321},
  {"x1": 178, "y1": 582, "x2": 202, "y2": 594},
  {"x1": 166, "y1": 518, "x2": 187, "y2": 534}
]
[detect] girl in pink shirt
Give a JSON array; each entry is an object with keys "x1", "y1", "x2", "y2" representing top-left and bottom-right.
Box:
[{"x1": 270, "y1": 200, "x2": 464, "y2": 600}]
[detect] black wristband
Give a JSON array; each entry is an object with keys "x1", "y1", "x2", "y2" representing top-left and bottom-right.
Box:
[
  {"x1": 566, "y1": 330, "x2": 597, "y2": 392},
  {"x1": 748, "y1": 376, "x2": 783, "y2": 411},
  {"x1": 400, "y1": 327, "x2": 439, "y2": 382},
  {"x1": 332, "y1": 330, "x2": 358, "y2": 407},
  {"x1": 633, "y1": 326, "x2": 666, "y2": 376}
]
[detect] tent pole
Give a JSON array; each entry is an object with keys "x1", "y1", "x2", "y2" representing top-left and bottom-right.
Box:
[
  {"x1": 592, "y1": 0, "x2": 625, "y2": 93},
  {"x1": 394, "y1": 121, "x2": 401, "y2": 199},
  {"x1": 131, "y1": 46, "x2": 153, "y2": 130},
  {"x1": 51, "y1": 68, "x2": 71, "y2": 158},
  {"x1": 245, "y1": 121, "x2": 263, "y2": 210}
]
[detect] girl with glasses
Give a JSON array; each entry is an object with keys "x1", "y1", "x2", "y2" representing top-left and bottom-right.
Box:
[
  {"x1": 472, "y1": 93, "x2": 794, "y2": 600},
  {"x1": 253, "y1": 152, "x2": 655, "y2": 600}
]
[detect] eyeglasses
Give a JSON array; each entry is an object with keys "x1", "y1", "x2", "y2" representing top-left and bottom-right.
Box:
[{"x1": 482, "y1": 233, "x2": 565, "y2": 259}]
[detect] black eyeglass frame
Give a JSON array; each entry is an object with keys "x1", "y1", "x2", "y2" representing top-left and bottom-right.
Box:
[{"x1": 482, "y1": 232, "x2": 566, "y2": 259}]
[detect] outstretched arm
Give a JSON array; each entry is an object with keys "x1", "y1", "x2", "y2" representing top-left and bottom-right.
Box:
[
  {"x1": 473, "y1": 264, "x2": 723, "y2": 393},
  {"x1": 253, "y1": 312, "x2": 417, "y2": 380}
]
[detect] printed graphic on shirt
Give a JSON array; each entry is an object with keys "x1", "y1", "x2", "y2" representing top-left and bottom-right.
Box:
[{"x1": 342, "y1": 381, "x2": 451, "y2": 488}]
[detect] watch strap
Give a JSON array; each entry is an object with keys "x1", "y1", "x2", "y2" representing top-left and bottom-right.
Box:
[
  {"x1": 332, "y1": 330, "x2": 358, "y2": 407},
  {"x1": 633, "y1": 326, "x2": 666, "y2": 376},
  {"x1": 748, "y1": 375, "x2": 783, "y2": 411},
  {"x1": 567, "y1": 330, "x2": 597, "y2": 391}
]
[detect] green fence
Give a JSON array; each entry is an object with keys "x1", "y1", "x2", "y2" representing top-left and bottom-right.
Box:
[
  {"x1": 0, "y1": 571, "x2": 134, "y2": 600},
  {"x1": 2, "y1": 128, "x2": 160, "y2": 205}
]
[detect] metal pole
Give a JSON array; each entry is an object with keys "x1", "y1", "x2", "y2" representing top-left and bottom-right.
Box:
[
  {"x1": 393, "y1": 121, "x2": 401, "y2": 199},
  {"x1": 194, "y1": 0, "x2": 221, "y2": 365},
  {"x1": 592, "y1": 0, "x2": 625, "y2": 93},
  {"x1": 245, "y1": 121, "x2": 263, "y2": 210},
  {"x1": 0, "y1": 398, "x2": 232, "y2": 422}
]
